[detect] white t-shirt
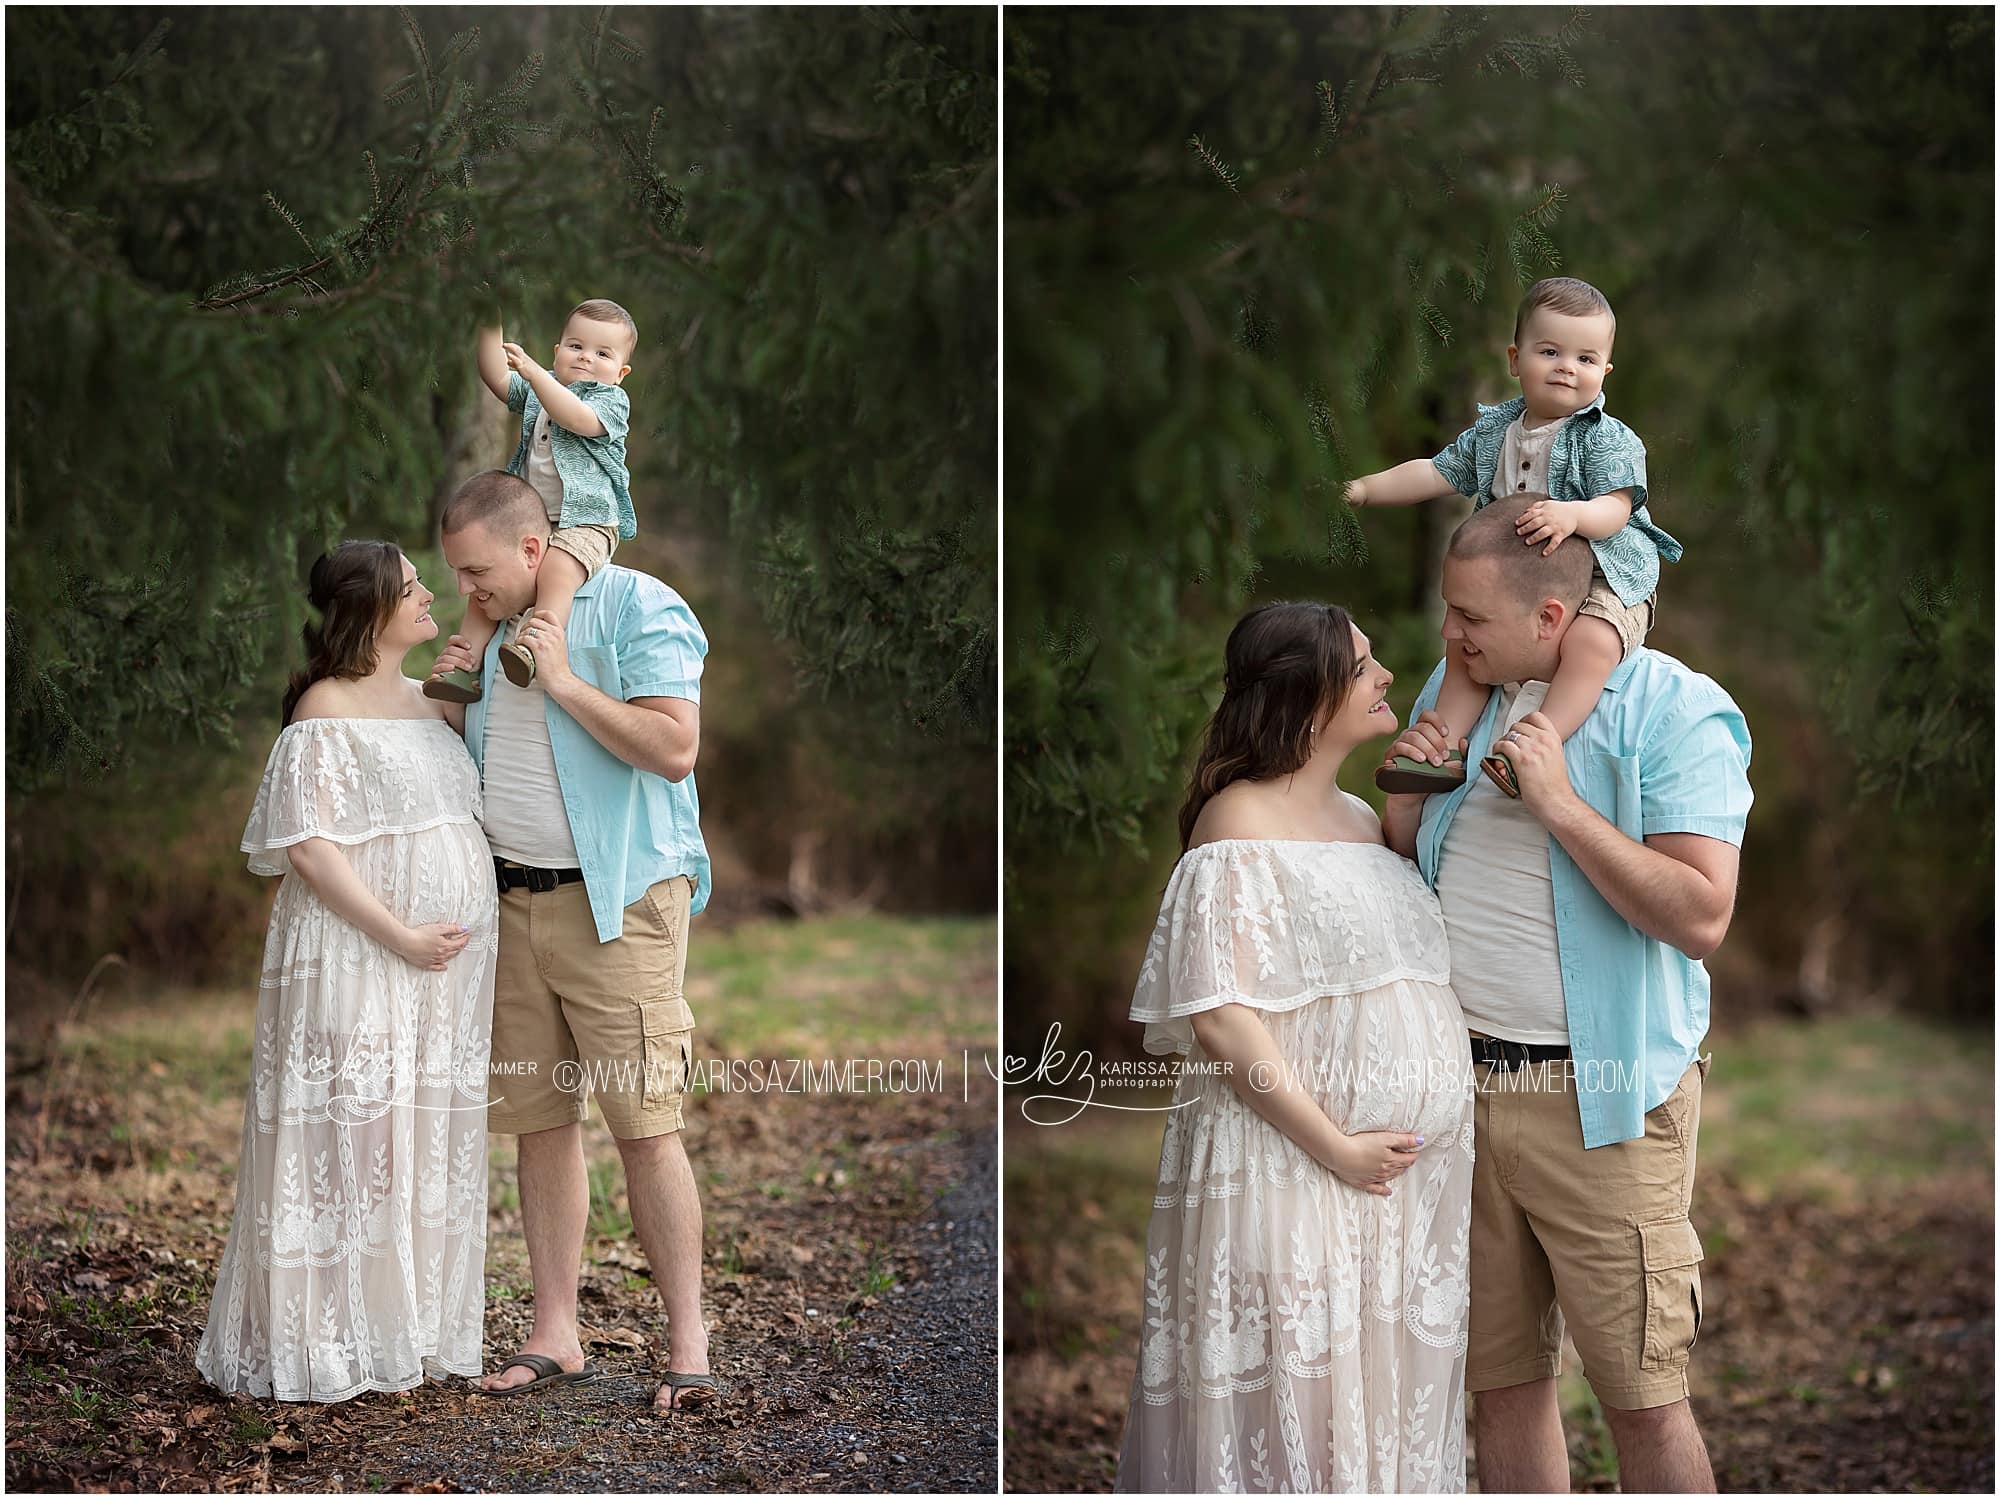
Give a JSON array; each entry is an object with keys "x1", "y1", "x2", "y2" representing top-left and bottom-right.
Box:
[
  {"x1": 522, "y1": 407, "x2": 564, "y2": 523},
  {"x1": 1491, "y1": 411, "x2": 1573, "y2": 501},
  {"x1": 1434, "y1": 680, "x2": 1570, "y2": 1044},
  {"x1": 479, "y1": 624, "x2": 581, "y2": 867}
]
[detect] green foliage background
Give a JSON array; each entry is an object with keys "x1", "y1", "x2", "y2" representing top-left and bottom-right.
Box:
[
  {"x1": 1005, "y1": 6, "x2": 1992, "y2": 1041},
  {"x1": 6, "y1": 7, "x2": 997, "y2": 994}
]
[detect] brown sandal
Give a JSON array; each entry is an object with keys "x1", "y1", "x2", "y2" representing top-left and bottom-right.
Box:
[
  {"x1": 1479, "y1": 746, "x2": 1522, "y2": 798},
  {"x1": 654, "y1": 1370, "x2": 723, "y2": 1412}
]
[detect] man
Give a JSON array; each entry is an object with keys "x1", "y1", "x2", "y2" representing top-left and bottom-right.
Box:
[
  {"x1": 431, "y1": 470, "x2": 720, "y2": 1413},
  {"x1": 1381, "y1": 491, "x2": 1751, "y2": 1492}
]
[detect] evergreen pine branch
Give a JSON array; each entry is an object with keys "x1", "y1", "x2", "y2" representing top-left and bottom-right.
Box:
[
  {"x1": 1313, "y1": 80, "x2": 1344, "y2": 157},
  {"x1": 1187, "y1": 134, "x2": 1240, "y2": 193},
  {"x1": 605, "y1": 27, "x2": 644, "y2": 64},
  {"x1": 264, "y1": 191, "x2": 316, "y2": 255},
  {"x1": 1521, "y1": 182, "x2": 1567, "y2": 227},
  {"x1": 1462, "y1": 240, "x2": 1491, "y2": 302},
  {"x1": 438, "y1": 25, "x2": 482, "y2": 73},
  {"x1": 398, "y1": 6, "x2": 436, "y2": 110}
]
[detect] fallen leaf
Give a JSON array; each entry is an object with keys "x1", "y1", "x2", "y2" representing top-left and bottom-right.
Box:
[{"x1": 264, "y1": 1429, "x2": 306, "y2": 1455}]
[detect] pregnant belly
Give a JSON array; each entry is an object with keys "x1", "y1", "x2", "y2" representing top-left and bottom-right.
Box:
[
  {"x1": 341, "y1": 823, "x2": 499, "y2": 931},
  {"x1": 1267, "y1": 979, "x2": 1471, "y2": 1144}
]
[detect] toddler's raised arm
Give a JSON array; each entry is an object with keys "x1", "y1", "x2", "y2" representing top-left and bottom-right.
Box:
[
  {"x1": 477, "y1": 325, "x2": 512, "y2": 404},
  {"x1": 1346, "y1": 459, "x2": 1463, "y2": 507}
]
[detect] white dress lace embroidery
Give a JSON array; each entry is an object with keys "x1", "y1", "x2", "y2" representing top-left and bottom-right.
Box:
[
  {"x1": 1115, "y1": 840, "x2": 1474, "y2": 1494},
  {"x1": 196, "y1": 718, "x2": 497, "y2": 1403}
]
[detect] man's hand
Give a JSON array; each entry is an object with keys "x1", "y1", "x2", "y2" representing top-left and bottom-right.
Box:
[
  {"x1": 1493, "y1": 712, "x2": 1578, "y2": 819},
  {"x1": 1517, "y1": 498, "x2": 1580, "y2": 556},
  {"x1": 516, "y1": 609, "x2": 574, "y2": 692},
  {"x1": 1385, "y1": 708, "x2": 1463, "y2": 769},
  {"x1": 429, "y1": 634, "x2": 479, "y2": 680}
]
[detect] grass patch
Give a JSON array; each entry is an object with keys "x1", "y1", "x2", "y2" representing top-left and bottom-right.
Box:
[
  {"x1": 690, "y1": 914, "x2": 993, "y2": 1056},
  {"x1": 1700, "y1": 1013, "x2": 1994, "y2": 1204},
  {"x1": 585, "y1": 1157, "x2": 632, "y2": 1242}
]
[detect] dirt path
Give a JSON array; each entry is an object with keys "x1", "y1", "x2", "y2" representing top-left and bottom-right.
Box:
[{"x1": 6, "y1": 999, "x2": 997, "y2": 1493}]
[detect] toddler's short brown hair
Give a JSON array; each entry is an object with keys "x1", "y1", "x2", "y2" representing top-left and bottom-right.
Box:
[
  {"x1": 1513, "y1": 277, "x2": 1615, "y2": 347},
  {"x1": 568, "y1": 298, "x2": 639, "y2": 359}
]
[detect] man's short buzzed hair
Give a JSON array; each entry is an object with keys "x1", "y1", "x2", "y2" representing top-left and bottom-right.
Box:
[
  {"x1": 440, "y1": 470, "x2": 550, "y2": 540},
  {"x1": 1447, "y1": 493, "x2": 1594, "y2": 614}
]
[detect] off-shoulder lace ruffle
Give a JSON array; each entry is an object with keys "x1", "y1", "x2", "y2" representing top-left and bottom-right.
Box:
[
  {"x1": 1128, "y1": 839, "x2": 1452, "y2": 1055},
  {"x1": 240, "y1": 719, "x2": 483, "y2": 876}
]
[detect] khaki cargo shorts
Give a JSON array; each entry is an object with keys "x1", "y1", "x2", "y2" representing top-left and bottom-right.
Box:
[
  {"x1": 1468, "y1": 1049, "x2": 1708, "y2": 1411},
  {"x1": 1578, "y1": 566, "x2": 1656, "y2": 661},
  {"x1": 486, "y1": 874, "x2": 697, "y2": 1140},
  {"x1": 547, "y1": 522, "x2": 620, "y2": 581}
]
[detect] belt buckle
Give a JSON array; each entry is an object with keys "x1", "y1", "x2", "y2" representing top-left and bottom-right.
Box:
[{"x1": 528, "y1": 866, "x2": 557, "y2": 894}]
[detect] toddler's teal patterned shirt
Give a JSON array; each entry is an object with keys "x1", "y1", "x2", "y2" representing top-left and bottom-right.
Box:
[
  {"x1": 507, "y1": 372, "x2": 638, "y2": 541},
  {"x1": 1432, "y1": 392, "x2": 1681, "y2": 607}
]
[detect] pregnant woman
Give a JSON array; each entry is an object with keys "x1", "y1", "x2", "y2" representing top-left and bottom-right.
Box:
[
  {"x1": 196, "y1": 540, "x2": 497, "y2": 1402},
  {"x1": 1115, "y1": 601, "x2": 1474, "y2": 1493}
]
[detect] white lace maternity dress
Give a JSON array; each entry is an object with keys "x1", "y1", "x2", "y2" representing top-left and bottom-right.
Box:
[
  {"x1": 196, "y1": 717, "x2": 498, "y2": 1402},
  {"x1": 1115, "y1": 838, "x2": 1474, "y2": 1493}
]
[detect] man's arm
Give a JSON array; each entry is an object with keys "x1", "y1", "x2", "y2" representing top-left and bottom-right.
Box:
[
  {"x1": 1502, "y1": 711, "x2": 1740, "y2": 959},
  {"x1": 547, "y1": 676, "x2": 698, "y2": 783},
  {"x1": 1543, "y1": 807, "x2": 1738, "y2": 959},
  {"x1": 1378, "y1": 705, "x2": 1464, "y2": 861},
  {"x1": 518, "y1": 608, "x2": 697, "y2": 781}
]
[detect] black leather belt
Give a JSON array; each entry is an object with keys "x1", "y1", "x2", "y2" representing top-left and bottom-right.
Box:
[
  {"x1": 1470, "y1": 1036, "x2": 1573, "y2": 1071},
  {"x1": 495, "y1": 858, "x2": 586, "y2": 894}
]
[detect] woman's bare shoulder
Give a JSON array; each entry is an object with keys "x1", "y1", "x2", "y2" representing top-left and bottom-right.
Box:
[
  {"x1": 1338, "y1": 789, "x2": 1387, "y2": 844},
  {"x1": 1186, "y1": 782, "x2": 1294, "y2": 849},
  {"x1": 289, "y1": 679, "x2": 355, "y2": 722}
]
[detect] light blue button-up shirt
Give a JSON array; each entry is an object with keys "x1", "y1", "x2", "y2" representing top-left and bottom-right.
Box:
[
  {"x1": 1431, "y1": 392, "x2": 1682, "y2": 609},
  {"x1": 1410, "y1": 648, "x2": 1752, "y2": 1148},
  {"x1": 465, "y1": 565, "x2": 710, "y2": 941}
]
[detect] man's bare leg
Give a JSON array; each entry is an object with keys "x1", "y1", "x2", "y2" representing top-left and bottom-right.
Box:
[
  {"x1": 1473, "y1": 1378, "x2": 1570, "y2": 1493},
  {"x1": 615, "y1": 1129, "x2": 710, "y2": 1410},
  {"x1": 477, "y1": 1122, "x2": 591, "y2": 1391},
  {"x1": 1602, "y1": 1398, "x2": 1716, "y2": 1492}
]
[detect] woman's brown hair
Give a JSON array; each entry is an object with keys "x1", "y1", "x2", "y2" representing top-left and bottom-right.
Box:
[
  {"x1": 1176, "y1": 601, "x2": 1360, "y2": 850},
  {"x1": 280, "y1": 541, "x2": 405, "y2": 725}
]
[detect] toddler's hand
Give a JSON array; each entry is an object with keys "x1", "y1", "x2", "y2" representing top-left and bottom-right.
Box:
[
  {"x1": 1517, "y1": 499, "x2": 1578, "y2": 556},
  {"x1": 501, "y1": 341, "x2": 538, "y2": 375},
  {"x1": 1344, "y1": 479, "x2": 1368, "y2": 507}
]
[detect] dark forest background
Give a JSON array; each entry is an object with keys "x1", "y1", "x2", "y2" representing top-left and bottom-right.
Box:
[
  {"x1": 1004, "y1": 5, "x2": 1993, "y2": 1053},
  {"x1": 6, "y1": 6, "x2": 997, "y2": 1008}
]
